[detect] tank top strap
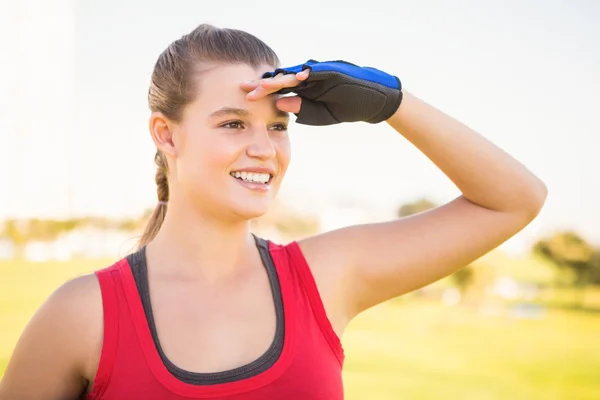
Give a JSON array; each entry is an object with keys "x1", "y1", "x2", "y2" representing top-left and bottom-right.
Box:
[
  {"x1": 87, "y1": 260, "x2": 126, "y2": 399},
  {"x1": 274, "y1": 240, "x2": 345, "y2": 366}
]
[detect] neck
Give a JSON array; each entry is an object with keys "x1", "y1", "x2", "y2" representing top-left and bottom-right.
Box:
[{"x1": 145, "y1": 197, "x2": 256, "y2": 282}]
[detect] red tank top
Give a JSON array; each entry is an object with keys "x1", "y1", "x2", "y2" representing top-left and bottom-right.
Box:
[{"x1": 85, "y1": 240, "x2": 345, "y2": 400}]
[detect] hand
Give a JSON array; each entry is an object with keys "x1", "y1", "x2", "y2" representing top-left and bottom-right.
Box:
[
  {"x1": 241, "y1": 69, "x2": 309, "y2": 115},
  {"x1": 241, "y1": 60, "x2": 403, "y2": 126}
]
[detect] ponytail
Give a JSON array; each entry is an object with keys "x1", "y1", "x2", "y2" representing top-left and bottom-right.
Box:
[{"x1": 138, "y1": 151, "x2": 169, "y2": 249}]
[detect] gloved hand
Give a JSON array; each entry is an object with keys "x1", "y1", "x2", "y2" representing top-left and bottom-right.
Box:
[{"x1": 261, "y1": 59, "x2": 403, "y2": 126}]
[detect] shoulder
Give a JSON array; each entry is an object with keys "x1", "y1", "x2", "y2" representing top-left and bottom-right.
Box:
[
  {"x1": 266, "y1": 238, "x2": 339, "y2": 283},
  {"x1": 38, "y1": 256, "x2": 132, "y2": 374},
  {"x1": 0, "y1": 268, "x2": 108, "y2": 398},
  {"x1": 53, "y1": 272, "x2": 102, "y2": 304},
  {"x1": 41, "y1": 269, "x2": 106, "y2": 328},
  {"x1": 36, "y1": 260, "x2": 128, "y2": 384},
  {"x1": 19, "y1": 272, "x2": 104, "y2": 341},
  {"x1": 43, "y1": 272, "x2": 105, "y2": 367},
  {"x1": 275, "y1": 236, "x2": 351, "y2": 336}
]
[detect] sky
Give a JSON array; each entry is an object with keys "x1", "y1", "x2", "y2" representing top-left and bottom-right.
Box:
[{"x1": 1, "y1": 0, "x2": 599, "y2": 249}]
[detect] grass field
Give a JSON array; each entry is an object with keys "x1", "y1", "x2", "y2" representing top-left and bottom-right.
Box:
[{"x1": 1, "y1": 258, "x2": 599, "y2": 399}]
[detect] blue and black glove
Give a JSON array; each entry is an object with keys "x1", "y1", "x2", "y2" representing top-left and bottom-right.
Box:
[{"x1": 262, "y1": 59, "x2": 403, "y2": 126}]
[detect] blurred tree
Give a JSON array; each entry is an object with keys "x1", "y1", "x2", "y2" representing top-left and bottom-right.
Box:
[
  {"x1": 533, "y1": 231, "x2": 600, "y2": 307},
  {"x1": 398, "y1": 198, "x2": 437, "y2": 218},
  {"x1": 451, "y1": 266, "x2": 475, "y2": 296},
  {"x1": 56, "y1": 218, "x2": 83, "y2": 233},
  {"x1": 2, "y1": 220, "x2": 28, "y2": 259},
  {"x1": 0, "y1": 214, "x2": 154, "y2": 260},
  {"x1": 118, "y1": 218, "x2": 140, "y2": 232},
  {"x1": 16, "y1": 218, "x2": 84, "y2": 242},
  {"x1": 28, "y1": 219, "x2": 60, "y2": 241},
  {"x1": 274, "y1": 216, "x2": 320, "y2": 238},
  {"x1": 590, "y1": 251, "x2": 600, "y2": 285},
  {"x1": 533, "y1": 231, "x2": 597, "y2": 286}
]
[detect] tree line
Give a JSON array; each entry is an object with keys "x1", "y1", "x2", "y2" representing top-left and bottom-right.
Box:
[{"x1": 2, "y1": 200, "x2": 599, "y2": 292}]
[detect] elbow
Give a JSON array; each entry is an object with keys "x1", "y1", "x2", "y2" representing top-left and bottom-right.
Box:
[{"x1": 521, "y1": 177, "x2": 548, "y2": 221}]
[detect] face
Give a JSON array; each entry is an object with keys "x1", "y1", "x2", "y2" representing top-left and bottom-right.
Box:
[{"x1": 164, "y1": 63, "x2": 291, "y2": 222}]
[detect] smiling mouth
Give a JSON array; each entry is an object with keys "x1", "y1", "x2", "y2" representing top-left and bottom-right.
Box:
[{"x1": 229, "y1": 171, "x2": 273, "y2": 184}]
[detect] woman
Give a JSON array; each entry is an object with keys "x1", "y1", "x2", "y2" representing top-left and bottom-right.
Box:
[{"x1": 0, "y1": 24, "x2": 547, "y2": 399}]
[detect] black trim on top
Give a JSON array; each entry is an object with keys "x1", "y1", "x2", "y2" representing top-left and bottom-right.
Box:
[{"x1": 126, "y1": 236, "x2": 285, "y2": 385}]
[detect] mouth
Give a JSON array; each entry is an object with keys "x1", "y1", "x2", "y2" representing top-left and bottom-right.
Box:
[{"x1": 229, "y1": 171, "x2": 273, "y2": 185}]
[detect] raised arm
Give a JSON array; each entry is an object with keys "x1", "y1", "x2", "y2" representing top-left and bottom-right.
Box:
[
  {"x1": 300, "y1": 90, "x2": 547, "y2": 323},
  {"x1": 243, "y1": 61, "x2": 547, "y2": 333}
]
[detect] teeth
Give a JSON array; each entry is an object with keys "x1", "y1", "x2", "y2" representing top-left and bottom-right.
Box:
[{"x1": 230, "y1": 171, "x2": 271, "y2": 184}]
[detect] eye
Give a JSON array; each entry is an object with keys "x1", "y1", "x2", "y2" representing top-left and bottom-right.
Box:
[
  {"x1": 221, "y1": 120, "x2": 245, "y2": 129},
  {"x1": 270, "y1": 123, "x2": 288, "y2": 131}
]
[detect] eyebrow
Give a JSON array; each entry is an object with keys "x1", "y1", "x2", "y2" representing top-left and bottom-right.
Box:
[{"x1": 209, "y1": 107, "x2": 289, "y2": 119}]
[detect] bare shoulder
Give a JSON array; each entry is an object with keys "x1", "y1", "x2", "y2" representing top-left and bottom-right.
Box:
[
  {"x1": 43, "y1": 273, "x2": 104, "y2": 342},
  {"x1": 48, "y1": 273, "x2": 105, "y2": 379},
  {"x1": 296, "y1": 234, "x2": 355, "y2": 337},
  {"x1": 22, "y1": 272, "x2": 104, "y2": 355},
  {"x1": 54, "y1": 272, "x2": 103, "y2": 308},
  {"x1": 0, "y1": 272, "x2": 104, "y2": 399}
]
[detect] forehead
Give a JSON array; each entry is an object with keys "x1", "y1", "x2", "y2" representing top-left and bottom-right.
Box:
[{"x1": 194, "y1": 63, "x2": 277, "y2": 110}]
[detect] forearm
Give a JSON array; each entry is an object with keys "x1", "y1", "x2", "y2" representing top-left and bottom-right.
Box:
[{"x1": 387, "y1": 91, "x2": 547, "y2": 216}]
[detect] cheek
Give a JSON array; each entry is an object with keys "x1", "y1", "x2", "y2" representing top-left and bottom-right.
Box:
[
  {"x1": 178, "y1": 134, "x2": 240, "y2": 183},
  {"x1": 275, "y1": 135, "x2": 292, "y2": 173}
]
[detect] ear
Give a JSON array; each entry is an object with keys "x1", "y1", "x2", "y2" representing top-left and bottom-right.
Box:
[{"x1": 149, "y1": 112, "x2": 177, "y2": 157}]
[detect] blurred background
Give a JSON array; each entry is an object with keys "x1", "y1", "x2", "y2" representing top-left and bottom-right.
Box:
[{"x1": 1, "y1": 0, "x2": 599, "y2": 398}]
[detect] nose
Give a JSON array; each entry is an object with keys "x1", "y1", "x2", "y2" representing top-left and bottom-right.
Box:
[{"x1": 246, "y1": 129, "x2": 276, "y2": 161}]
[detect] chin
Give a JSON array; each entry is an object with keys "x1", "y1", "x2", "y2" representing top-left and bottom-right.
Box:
[
  {"x1": 231, "y1": 204, "x2": 271, "y2": 221},
  {"x1": 227, "y1": 196, "x2": 274, "y2": 221}
]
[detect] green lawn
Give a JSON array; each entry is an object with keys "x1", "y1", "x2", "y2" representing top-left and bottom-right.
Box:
[
  {"x1": 343, "y1": 300, "x2": 600, "y2": 399},
  {"x1": 1, "y1": 259, "x2": 599, "y2": 399}
]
